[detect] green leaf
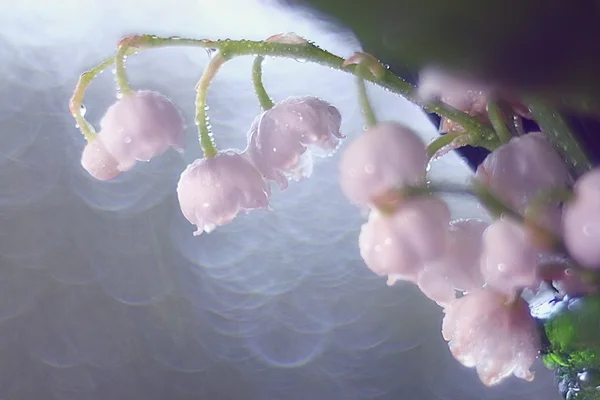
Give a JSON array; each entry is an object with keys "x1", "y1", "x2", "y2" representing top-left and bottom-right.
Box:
[{"x1": 281, "y1": 0, "x2": 600, "y2": 113}]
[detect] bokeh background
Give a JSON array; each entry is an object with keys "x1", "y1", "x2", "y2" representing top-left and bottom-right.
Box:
[{"x1": 0, "y1": 0, "x2": 562, "y2": 398}]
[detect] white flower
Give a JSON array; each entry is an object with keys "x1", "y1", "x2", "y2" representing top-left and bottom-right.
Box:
[
  {"x1": 480, "y1": 218, "x2": 540, "y2": 296},
  {"x1": 359, "y1": 197, "x2": 450, "y2": 284},
  {"x1": 339, "y1": 121, "x2": 427, "y2": 207},
  {"x1": 89, "y1": 90, "x2": 185, "y2": 174},
  {"x1": 564, "y1": 168, "x2": 600, "y2": 268},
  {"x1": 417, "y1": 67, "x2": 489, "y2": 112},
  {"x1": 80, "y1": 136, "x2": 121, "y2": 181},
  {"x1": 476, "y1": 132, "x2": 571, "y2": 234},
  {"x1": 246, "y1": 96, "x2": 343, "y2": 189},
  {"x1": 417, "y1": 219, "x2": 488, "y2": 306},
  {"x1": 176, "y1": 151, "x2": 271, "y2": 236},
  {"x1": 442, "y1": 288, "x2": 540, "y2": 386}
]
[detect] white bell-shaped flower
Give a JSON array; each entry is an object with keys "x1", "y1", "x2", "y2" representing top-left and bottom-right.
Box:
[
  {"x1": 176, "y1": 151, "x2": 271, "y2": 236},
  {"x1": 359, "y1": 197, "x2": 450, "y2": 285},
  {"x1": 247, "y1": 96, "x2": 343, "y2": 189},
  {"x1": 91, "y1": 90, "x2": 185, "y2": 174},
  {"x1": 339, "y1": 121, "x2": 427, "y2": 207},
  {"x1": 476, "y1": 132, "x2": 571, "y2": 233},
  {"x1": 480, "y1": 218, "x2": 540, "y2": 295},
  {"x1": 418, "y1": 219, "x2": 488, "y2": 306},
  {"x1": 564, "y1": 168, "x2": 600, "y2": 269},
  {"x1": 442, "y1": 288, "x2": 540, "y2": 386}
]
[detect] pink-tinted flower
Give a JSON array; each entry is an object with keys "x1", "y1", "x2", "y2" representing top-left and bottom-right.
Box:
[
  {"x1": 564, "y1": 168, "x2": 600, "y2": 269},
  {"x1": 417, "y1": 67, "x2": 489, "y2": 112},
  {"x1": 476, "y1": 132, "x2": 571, "y2": 234},
  {"x1": 176, "y1": 151, "x2": 271, "y2": 236},
  {"x1": 80, "y1": 137, "x2": 121, "y2": 181},
  {"x1": 480, "y1": 218, "x2": 540, "y2": 296},
  {"x1": 442, "y1": 288, "x2": 540, "y2": 386},
  {"x1": 418, "y1": 219, "x2": 488, "y2": 306},
  {"x1": 359, "y1": 197, "x2": 450, "y2": 285},
  {"x1": 90, "y1": 90, "x2": 185, "y2": 174},
  {"x1": 247, "y1": 96, "x2": 343, "y2": 189},
  {"x1": 339, "y1": 121, "x2": 427, "y2": 207}
]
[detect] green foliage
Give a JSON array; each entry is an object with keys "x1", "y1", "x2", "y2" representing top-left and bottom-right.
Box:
[
  {"x1": 545, "y1": 296, "x2": 600, "y2": 399},
  {"x1": 281, "y1": 0, "x2": 600, "y2": 114}
]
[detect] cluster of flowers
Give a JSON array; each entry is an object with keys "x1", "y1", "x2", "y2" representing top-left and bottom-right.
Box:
[
  {"x1": 81, "y1": 91, "x2": 344, "y2": 235},
  {"x1": 77, "y1": 37, "x2": 600, "y2": 389}
]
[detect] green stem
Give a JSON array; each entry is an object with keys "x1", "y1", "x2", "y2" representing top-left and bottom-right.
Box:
[
  {"x1": 69, "y1": 56, "x2": 117, "y2": 141},
  {"x1": 194, "y1": 52, "x2": 225, "y2": 158},
  {"x1": 115, "y1": 44, "x2": 135, "y2": 96},
  {"x1": 356, "y1": 63, "x2": 377, "y2": 126},
  {"x1": 487, "y1": 99, "x2": 513, "y2": 144},
  {"x1": 111, "y1": 34, "x2": 498, "y2": 149},
  {"x1": 252, "y1": 56, "x2": 274, "y2": 110},
  {"x1": 426, "y1": 131, "x2": 471, "y2": 160},
  {"x1": 523, "y1": 96, "x2": 593, "y2": 176}
]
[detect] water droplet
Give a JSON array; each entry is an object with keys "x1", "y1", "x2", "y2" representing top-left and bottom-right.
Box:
[
  {"x1": 111, "y1": 68, "x2": 117, "y2": 74},
  {"x1": 124, "y1": 136, "x2": 132, "y2": 144},
  {"x1": 116, "y1": 92, "x2": 123, "y2": 99},
  {"x1": 204, "y1": 105, "x2": 210, "y2": 111},
  {"x1": 203, "y1": 202, "x2": 210, "y2": 208},
  {"x1": 365, "y1": 164, "x2": 375, "y2": 174},
  {"x1": 80, "y1": 104, "x2": 87, "y2": 116},
  {"x1": 497, "y1": 263, "x2": 506, "y2": 272},
  {"x1": 203, "y1": 224, "x2": 216, "y2": 233},
  {"x1": 272, "y1": 147, "x2": 277, "y2": 152},
  {"x1": 295, "y1": 58, "x2": 307, "y2": 63},
  {"x1": 74, "y1": 123, "x2": 79, "y2": 129}
]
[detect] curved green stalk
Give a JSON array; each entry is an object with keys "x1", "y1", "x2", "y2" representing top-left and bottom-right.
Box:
[
  {"x1": 108, "y1": 34, "x2": 498, "y2": 148},
  {"x1": 194, "y1": 53, "x2": 226, "y2": 158},
  {"x1": 69, "y1": 56, "x2": 116, "y2": 141},
  {"x1": 355, "y1": 63, "x2": 377, "y2": 127},
  {"x1": 115, "y1": 44, "x2": 135, "y2": 96},
  {"x1": 487, "y1": 99, "x2": 512, "y2": 144},
  {"x1": 252, "y1": 56, "x2": 274, "y2": 110},
  {"x1": 523, "y1": 96, "x2": 593, "y2": 176}
]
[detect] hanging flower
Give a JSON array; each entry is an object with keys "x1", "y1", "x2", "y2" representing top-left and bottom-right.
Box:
[
  {"x1": 81, "y1": 90, "x2": 185, "y2": 178},
  {"x1": 442, "y1": 288, "x2": 541, "y2": 386},
  {"x1": 176, "y1": 150, "x2": 271, "y2": 235},
  {"x1": 564, "y1": 168, "x2": 600, "y2": 269},
  {"x1": 246, "y1": 96, "x2": 343, "y2": 189},
  {"x1": 480, "y1": 218, "x2": 540, "y2": 296},
  {"x1": 476, "y1": 132, "x2": 571, "y2": 234},
  {"x1": 359, "y1": 197, "x2": 450, "y2": 285},
  {"x1": 339, "y1": 121, "x2": 427, "y2": 207},
  {"x1": 417, "y1": 219, "x2": 488, "y2": 306}
]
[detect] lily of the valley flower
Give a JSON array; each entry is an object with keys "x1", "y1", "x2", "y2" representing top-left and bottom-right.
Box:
[
  {"x1": 339, "y1": 121, "x2": 427, "y2": 207},
  {"x1": 246, "y1": 96, "x2": 343, "y2": 189},
  {"x1": 176, "y1": 151, "x2": 271, "y2": 235},
  {"x1": 442, "y1": 288, "x2": 540, "y2": 386},
  {"x1": 359, "y1": 197, "x2": 450, "y2": 285},
  {"x1": 81, "y1": 90, "x2": 185, "y2": 179}
]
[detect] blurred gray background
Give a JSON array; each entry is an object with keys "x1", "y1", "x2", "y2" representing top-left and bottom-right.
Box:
[{"x1": 0, "y1": 0, "x2": 561, "y2": 398}]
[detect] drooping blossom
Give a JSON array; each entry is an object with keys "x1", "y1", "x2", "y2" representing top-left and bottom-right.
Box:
[
  {"x1": 442, "y1": 288, "x2": 540, "y2": 386},
  {"x1": 480, "y1": 218, "x2": 540, "y2": 296},
  {"x1": 81, "y1": 90, "x2": 185, "y2": 179},
  {"x1": 476, "y1": 132, "x2": 571, "y2": 234},
  {"x1": 417, "y1": 219, "x2": 488, "y2": 306},
  {"x1": 247, "y1": 96, "x2": 343, "y2": 189},
  {"x1": 564, "y1": 168, "x2": 600, "y2": 269},
  {"x1": 359, "y1": 197, "x2": 450, "y2": 285},
  {"x1": 339, "y1": 121, "x2": 427, "y2": 207},
  {"x1": 177, "y1": 150, "x2": 271, "y2": 235}
]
